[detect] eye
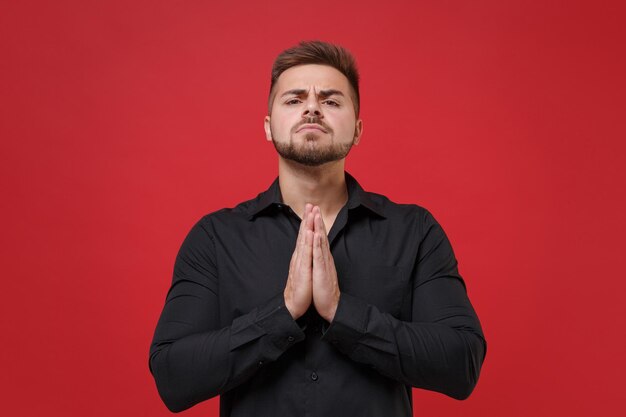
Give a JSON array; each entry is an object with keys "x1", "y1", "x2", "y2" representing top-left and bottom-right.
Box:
[
  {"x1": 323, "y1": 100, "x2": 340, "y2": 107},
  {"x1": 285, "y1": 98, "x2": 301, "y2": 105}
]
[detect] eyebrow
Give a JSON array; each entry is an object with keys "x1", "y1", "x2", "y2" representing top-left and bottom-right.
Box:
[{"x1": 280, "y1": 89, "x2": 345, "y2": 99}]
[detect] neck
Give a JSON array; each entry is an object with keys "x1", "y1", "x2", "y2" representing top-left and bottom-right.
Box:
[{"x1": 277, "y1": 157, "x2": 348, "y2": 220}]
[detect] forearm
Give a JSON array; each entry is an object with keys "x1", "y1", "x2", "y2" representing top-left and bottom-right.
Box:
[
  {"x1": 149, "y1": 328, "x2": 231, "y2": 412},
  {"x1": 149, "y1": 290, "x2": 306, "y2": 412},
  {"x1": 321, "y1": 280, "x2": 486, "y2": 400},
  {"x1": 389, "y1": 320, "x2": 486, "y2": 399}
]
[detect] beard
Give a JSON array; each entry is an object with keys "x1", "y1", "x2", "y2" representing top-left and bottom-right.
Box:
[{"x1": 270, "y1": 128, "x2": 355, "y2": 167}]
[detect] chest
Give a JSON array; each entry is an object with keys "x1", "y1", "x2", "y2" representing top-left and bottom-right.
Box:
[{"x1": 212, "y1": 212, "x2": 414, "y2": 325}]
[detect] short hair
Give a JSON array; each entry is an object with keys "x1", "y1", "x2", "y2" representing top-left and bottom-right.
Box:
[{"x1": 268, "y1": 40, "x2": 360, "y2": 117}]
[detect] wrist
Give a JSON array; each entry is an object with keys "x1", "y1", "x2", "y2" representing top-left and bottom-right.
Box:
[{"x1": 283, "y1": 295, "x2": 301, "y2": 320}]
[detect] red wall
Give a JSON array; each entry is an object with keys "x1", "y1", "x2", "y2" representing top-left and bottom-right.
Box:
[{"x1": 2, "y1": 1, "x2": 625, "y2": 416}]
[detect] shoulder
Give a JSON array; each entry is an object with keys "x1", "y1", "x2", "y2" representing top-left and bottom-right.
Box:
[
  {"x1": 192, "y1": 193, "x2": 262, "y2": 234},
  {"x1": 365, "y1": 190, "x2": 437, "y2": 229}
]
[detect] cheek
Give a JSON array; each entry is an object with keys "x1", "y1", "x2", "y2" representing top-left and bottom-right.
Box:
[
  {"x1": 272, "y1": 111, "x2": 295, "y2": 125},
  {"x1": 333, "y1": 116, "x2": 356, "y2": 136},
  {"x1": 270, "y1": 116, "x2": 295, "y2": 137}
]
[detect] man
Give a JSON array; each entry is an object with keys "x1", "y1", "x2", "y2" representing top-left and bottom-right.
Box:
[{"x1": 149, "y1": 40, "x2": 486, "y2": 416}]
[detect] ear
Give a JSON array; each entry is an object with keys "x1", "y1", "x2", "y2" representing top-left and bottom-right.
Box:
[
  {"x1": 264, "y1": 115, "x2": 272, "y2": 142},
  {"x1": 353, "y1": 119, "x2": 363, "y2": 145}
]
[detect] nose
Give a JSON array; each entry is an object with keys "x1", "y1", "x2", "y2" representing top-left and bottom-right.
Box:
[{"x1": 302, "y1": 95, "x2": 323, "y2": 119}]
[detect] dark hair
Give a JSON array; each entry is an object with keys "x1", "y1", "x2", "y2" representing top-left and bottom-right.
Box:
[{"x1": 268, "y1": 40, "x2": 360, "y2": 116}]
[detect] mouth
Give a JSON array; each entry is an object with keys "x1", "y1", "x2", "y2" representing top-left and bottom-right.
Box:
[{"x1": 296, "y1": 124, "x2": 328, "y2": 133}]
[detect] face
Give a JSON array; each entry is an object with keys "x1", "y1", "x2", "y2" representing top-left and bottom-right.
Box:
[{"x1": 264, "y1": 64, "x2": 363, "y2": 166}]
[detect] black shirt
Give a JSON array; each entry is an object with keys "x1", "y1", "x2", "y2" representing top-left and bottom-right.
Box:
[{"x1": 148, "y1": 171, "x2": 486, "y2": 416}]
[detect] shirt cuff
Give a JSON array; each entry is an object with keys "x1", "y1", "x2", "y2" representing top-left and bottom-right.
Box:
[
  {"x1": 253, "y1": 291, "x2": 307, "y2": 359},
  {"x1": 319, "y1": 292, "x2": 369, "y2": 355}
]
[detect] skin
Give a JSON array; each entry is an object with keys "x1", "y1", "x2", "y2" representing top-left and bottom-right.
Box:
[{"x1": 263, "y1": 64, "x2": 364, "y2": 322}]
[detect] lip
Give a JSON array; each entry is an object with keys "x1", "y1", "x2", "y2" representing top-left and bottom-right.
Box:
[{"x1": 297, "y1": 124, "x2": 327, "y2": 133}]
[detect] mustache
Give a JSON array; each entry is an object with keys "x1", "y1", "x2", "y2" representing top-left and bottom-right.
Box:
[{"x1": 294, "y1": 116, "x2": 331, "y2": 132}]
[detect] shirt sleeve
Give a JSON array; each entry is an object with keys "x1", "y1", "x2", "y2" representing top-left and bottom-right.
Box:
[
  {"x1": 148, "y1": 216, "x2": 306, "y2": 412},
  {"x1": 320, "y1": 209, "x2": 487, "y2": 400}
]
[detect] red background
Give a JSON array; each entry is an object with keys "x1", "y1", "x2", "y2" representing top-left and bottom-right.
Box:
[{"x1": 2, "y1": 1, "x2": 625, "y2": 416}]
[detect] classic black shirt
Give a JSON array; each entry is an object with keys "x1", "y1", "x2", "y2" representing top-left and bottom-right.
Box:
[{"x1": 149, "y1": 171, "x2": 486, "y2": 416}]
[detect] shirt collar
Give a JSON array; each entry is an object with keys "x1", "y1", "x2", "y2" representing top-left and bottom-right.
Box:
[{"x1": 247, "y1": 171, "x2": 386, "y2": 220}]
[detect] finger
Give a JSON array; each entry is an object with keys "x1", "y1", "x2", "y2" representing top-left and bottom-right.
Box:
[
  {"x1": 312, "y1": 232, "x2": 323, "y2": 286},
  {"x1": 313, "y1": 210, "x2": 320, "y2": 233},
  {"x1": 300, "y1": 204, "x2": 314, "y2": 241},
  {"x1": 315, "y1": 212, "x2": 331, "y2": 265},
  {"x1": 293, "y1": 205, "x2": 312, "y2": 270},
  {"x1": 318, "y1": 209, "x2": 327, "y2": 235},
  {"x1": 311, "y1": 206, "x2": 321, "y2": 233},
  {"x1": 305, "y1": 204, "x2": 314, "y2": 231},
  {"x1": 293, "y1": 204, "x2": 315, "y2": 270},
  {"x1": 302, "y1": 202, "x2": 311, "y2": 220},
  {"x1": 315, "y1": 211, "x2": 328, "y2": 244},
  {"x1": 299, "y1": 204, "x2": 311, "y2": 238},
  {"x1": 313, "y1": 231, "x2": 325, "y2": 266},
  {"x1": 320, "y1": 226, "x2": 331, "y2": 265},
  {"x1": 300, "y1": 229, "x2": 313, "y2": 274},
  {"x1": 312, "y1": 207, "x2": 324, "y2": 235}
]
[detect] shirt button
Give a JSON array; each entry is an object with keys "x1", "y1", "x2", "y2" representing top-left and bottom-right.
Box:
[
  {"x1": 311, "y1": 372, "x2": 318, "y2": 381},
  {"x1": 288, "y1": 336, "x2": 294, "y2": 342},
  {"x1": 332, "y1": 340, "x2": 338, "y2": 345},
  {"x1": 258, "y1": 361, "x2": 264, "y2": 367}
]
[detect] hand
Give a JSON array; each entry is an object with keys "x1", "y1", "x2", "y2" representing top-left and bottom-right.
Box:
[
  {"x1": 311, "y1": 206, "x2": 341, "y2": 323},
  {"x1": 283, "y1": 203, "x2": 314, "y2": 320}
]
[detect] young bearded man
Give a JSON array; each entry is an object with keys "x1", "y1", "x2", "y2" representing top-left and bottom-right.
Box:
[{"x1": 149, "y1": 40, "x2": 487, "y2": 416}]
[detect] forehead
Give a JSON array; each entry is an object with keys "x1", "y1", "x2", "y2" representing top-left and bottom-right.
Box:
[{"x1": 275, "y1": 64, "x2": 351, "y2": 94}]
